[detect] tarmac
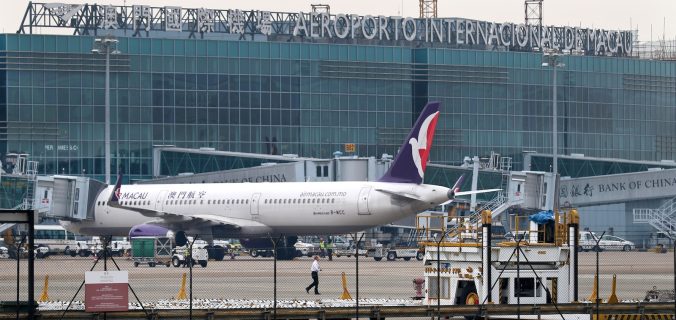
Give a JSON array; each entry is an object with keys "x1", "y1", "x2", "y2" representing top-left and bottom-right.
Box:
[{"x1": 0, "y1": 251, "x2": 673, "y2": 305}]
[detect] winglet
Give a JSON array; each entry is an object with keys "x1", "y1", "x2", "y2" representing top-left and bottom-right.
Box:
[
  {"x1": 107, "y1": 171, "x2": 123, "y2": 204},
  {"x1": 379, "y1": 101, "x2": 440, "y2": 184}
]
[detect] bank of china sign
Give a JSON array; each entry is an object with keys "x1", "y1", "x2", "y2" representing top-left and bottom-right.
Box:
[{"x1": 43, "y1": 3, "x2": 632, "y2": 56}]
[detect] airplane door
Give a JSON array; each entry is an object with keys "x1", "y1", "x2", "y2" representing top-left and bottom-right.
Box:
[
  {"x1": 156, "y1": 190, "x2": 168, "y2": 211},
  {"x1": 250, "y1": 193, "x2": 261, "y2": 216},
  {"x1": 358, "y1": 187, "x2": 371, "y2": 215}
]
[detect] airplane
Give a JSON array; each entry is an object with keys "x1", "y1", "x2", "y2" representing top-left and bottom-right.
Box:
[{"x1": 61, "y1": 101, "x2": 497, "y2": 259}]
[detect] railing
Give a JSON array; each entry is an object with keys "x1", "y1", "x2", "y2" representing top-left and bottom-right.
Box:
[{"x1": 633, "y1": 196, "x2": 676, "y2": 236}]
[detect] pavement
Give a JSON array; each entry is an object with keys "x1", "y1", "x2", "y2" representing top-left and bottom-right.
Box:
[{"x1": 0, "y1": 251, "x2": 673, "y2": 304}]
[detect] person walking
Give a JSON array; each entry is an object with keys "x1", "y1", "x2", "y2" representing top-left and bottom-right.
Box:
[{"x1": 305, "y1": 255, "x2": 321, "y2": 295}]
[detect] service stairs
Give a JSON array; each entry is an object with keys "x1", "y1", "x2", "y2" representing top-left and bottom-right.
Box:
[
  {"x1": 443, "y1": 167, "x2": 519, "y2": 240},
  {"x1": 633, "y1": 196, "x2": 676, "y2": 237}
]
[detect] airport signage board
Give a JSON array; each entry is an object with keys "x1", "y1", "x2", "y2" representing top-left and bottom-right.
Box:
[
  {"x1": 559, "y1": 169, "x2": 676, "y2": 206},
  {"x1": 84, "y1": 271, "x2": 129, "y2": 312},
  {"x1": 292, "y1": 14, "x2": 632, "y2": 56},
  {"x1": 37, "y1": 3, "x2": 632, "y2": 56}
]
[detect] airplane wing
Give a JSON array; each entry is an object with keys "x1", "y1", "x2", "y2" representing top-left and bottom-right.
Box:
[{"x1": 109, "y1": 201, "x2": 268, "y2": 230}]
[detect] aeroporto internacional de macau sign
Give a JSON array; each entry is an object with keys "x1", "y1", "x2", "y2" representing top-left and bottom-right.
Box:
[{"x1": 21, "y1": 2, "x2": 633, "y2": 57}]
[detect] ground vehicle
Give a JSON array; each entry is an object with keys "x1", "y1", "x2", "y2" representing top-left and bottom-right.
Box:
[
  {"x1": 579, "y1": 231, "x2": 599, "y2": 251},
  {"x1": 598, "y1": 234, "x2": 634, "y2": 251},
  {"x1": 89, "y1": 236, "x2": 131, "y2": 257},
  {"x1": 334, "y1": 246, "x2": 367, "y2": 258},
  {"x1": 579, "y1": 231, "x2": 634, "y2": 251},
  {"x1": 34, "y1": 225, "x2": 85, "y2": 255},
  {"x1": 366, "y1": 243, "x2": 419, "y2": 261},
  {"x1": 172, "y1": 246, "x2": 209, "y2": 268},
  {"x1": 131, "y1": 236, "x2": 173, "y2": 267},
  {"x1": 294, "y1": 240, "x2": 317, "y2": 257}
]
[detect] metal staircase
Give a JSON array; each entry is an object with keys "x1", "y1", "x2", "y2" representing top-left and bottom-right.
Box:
[
  {"x1": 21, "y1": 160, "x2": 39, "y2": 210},
  {"x1": 633, "y1": 196, "x2": 676, "y2": 237},
  {"x1": 443, "y1": 159, "x2": 516, "y2": 240}
]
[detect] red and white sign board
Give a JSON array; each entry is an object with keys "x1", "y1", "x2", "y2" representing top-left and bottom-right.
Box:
[{"x1": 84, "y1": 271, "x2": 129, "y2": 312}]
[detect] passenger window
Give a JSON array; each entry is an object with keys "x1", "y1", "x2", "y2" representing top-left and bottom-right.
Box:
[{"x1": 246, "y1": 199, "x2": 249, "y2": 204}]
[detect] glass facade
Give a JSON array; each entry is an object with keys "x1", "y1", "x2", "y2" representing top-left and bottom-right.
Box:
[{"x1": 1, "y1": 34, "x2": 675, "y2": 182}]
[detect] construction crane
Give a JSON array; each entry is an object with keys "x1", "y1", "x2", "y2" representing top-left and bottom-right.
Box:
[{"x1": 419, "y1": 0, "x2": 437, "y2": 18}]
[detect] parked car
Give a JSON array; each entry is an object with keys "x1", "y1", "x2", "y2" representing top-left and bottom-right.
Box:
[
  {"x1": 579, "y1": 231, "x2": 634, "y2": 252},
  {"x1": 598, "y1": 235, "x2": 634, "y2": 251}
]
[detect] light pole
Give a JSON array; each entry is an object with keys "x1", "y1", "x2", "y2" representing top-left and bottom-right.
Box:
[
  {"x1": 92, "y1": 36, "x2": 120, "y2": 185},
  {"x1": 542, "y1": 50, "x2": 565, "y2": 180}
]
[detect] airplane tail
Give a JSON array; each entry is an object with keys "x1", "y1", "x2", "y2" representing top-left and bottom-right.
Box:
[
  {"x1": 107, "y1": 171, "x2": 123, "y2": 204},
  {"x1": 379, "y1": 101, "x2": 440, "y2": 184}
]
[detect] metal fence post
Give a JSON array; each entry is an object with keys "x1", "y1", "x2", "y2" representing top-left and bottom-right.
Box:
[
  {"x1": 352, "y1": 233, "x2": 364, "y2": 320},
  {"x1": 435, "y1": 232, "x2": 445, "y2": 320},
  {"x1": 594, "y1": 231, "x2": 605, "y2": 320}
]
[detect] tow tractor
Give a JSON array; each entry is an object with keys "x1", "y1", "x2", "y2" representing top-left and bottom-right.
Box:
[
  {"x1": 420, "y1": 209, "x2": 581, "y2": 313},
  {"x1": 366, "y1": 243, "x2": 420, "y2": 261},
  {"x1": 172, "y1": 245, "x2": 209, "y2": 268}
]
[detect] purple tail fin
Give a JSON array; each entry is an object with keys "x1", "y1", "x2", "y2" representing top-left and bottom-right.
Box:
[
  {"x1": 379, "y1": 102, "x2": 441, "y2": 184},
  {"x1": 108, "y1": 171, "x2": 123, "y2": 204}
]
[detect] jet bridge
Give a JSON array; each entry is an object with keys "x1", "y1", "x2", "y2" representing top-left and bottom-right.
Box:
[{"x1": 36, "y1": 175, "x2": 106, "y2": 221}]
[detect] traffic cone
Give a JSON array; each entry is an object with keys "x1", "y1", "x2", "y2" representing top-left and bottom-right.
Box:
[
  {"x1": 587, "y1": 274, "x2": 598, "y2": 302},
  {"x1": 176, "y1": 273, "x2": 187, "y2": 300},
  {"x1": 606, "y1": 274, "x2": 619, "y2": 304},
  {"x1": 340, "y1": 272, "x2": 352, "y2": 299},
  {"x1": 38, "y1": 275, "x2": 49, "y2": 302}
]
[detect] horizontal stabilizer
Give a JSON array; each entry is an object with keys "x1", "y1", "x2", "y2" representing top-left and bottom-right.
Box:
[
  {"x1": 455, "y1": 189, "x2": 501, "y2": 197},
  {"x1": 440, "y1": 189, "x2": 501, "y2": 206},
  {"x1": 375, "y1": 188, "x2": 422, "y2": 201}
]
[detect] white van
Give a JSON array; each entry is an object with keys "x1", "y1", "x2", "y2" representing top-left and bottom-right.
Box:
[{"x1": 34, "y1": 225, "x2": 86, "y2": 255}]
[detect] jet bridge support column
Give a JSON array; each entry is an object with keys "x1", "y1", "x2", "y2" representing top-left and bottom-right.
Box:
[
  {"x1": 568, "y1": 209, "x2": 579, "y2": 302},
  {"x1": 481, "y1": 210, "x2": 492, "y2": 303}
]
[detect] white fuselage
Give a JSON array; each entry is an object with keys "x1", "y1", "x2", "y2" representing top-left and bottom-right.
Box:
[{"x1": 62, "y1": 181, "x2": 451, "y2": 237}]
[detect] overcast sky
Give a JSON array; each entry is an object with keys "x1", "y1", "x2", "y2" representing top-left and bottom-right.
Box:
[{"x1": 3, "y1": 0, "x2": 675, "y2": 42}]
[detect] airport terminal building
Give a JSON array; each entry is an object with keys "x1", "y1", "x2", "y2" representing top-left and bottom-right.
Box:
[{"x1": 1, "y1": 3, "x2": 674, "y2": 183}]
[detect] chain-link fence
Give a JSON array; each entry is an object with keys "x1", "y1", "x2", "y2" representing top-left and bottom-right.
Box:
[{"x1": 1, "y1": 229, "x2": 675, "y2": 319}]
